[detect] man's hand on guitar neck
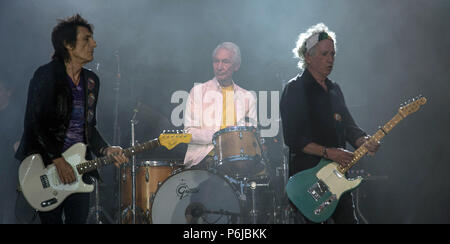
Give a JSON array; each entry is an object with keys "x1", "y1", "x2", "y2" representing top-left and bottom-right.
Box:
[
  {"x1": 324, "y1": 147, "x2": 354, "y2": 168},
  {"x1": 104, "y1": 146, "x2": 129, "y2": 168},
  {"x1": 53, "y1": 157, "x2": 76, "y2": 184},
  {"x1": 355, "y1": 135, "x2": 380, "y2": 156},
  {"x1": 302, "y1": 143, "x2": 354, "y2": 168}
]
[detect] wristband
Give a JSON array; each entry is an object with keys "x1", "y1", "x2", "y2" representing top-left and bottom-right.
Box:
[
  {"x1": 100, "y1": 146, "x2": 109, "y2": 156},
  {"x1": 322, "y1": 147, "x2": 328, "y2": 158}
]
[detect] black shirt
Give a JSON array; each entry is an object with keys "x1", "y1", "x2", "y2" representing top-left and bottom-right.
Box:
[{"x1": 280, "y1": 69, "x2": 366, "y2": 176}]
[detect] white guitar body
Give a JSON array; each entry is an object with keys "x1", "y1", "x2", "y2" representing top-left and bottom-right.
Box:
[
  {"x1": 18, "y1": 143, "x2": 94, "y2": 212},
  {"x1": 316, "y1": 162, "x2": 363, "y2": 199},
  {"x1": 18, "y1": 132, "x2": 193, "y2": 213}
]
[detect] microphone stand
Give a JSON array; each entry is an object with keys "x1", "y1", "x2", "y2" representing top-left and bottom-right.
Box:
[
  {"x1": 87, "y1": 177, "x2": 115, "y2": 224},
  {"x1": 113, "y1": 51, "x2": 121, "y2": 145},
  {"x1": 109, "y1": 51, "x2": 122, "y2": 223},
  {"x1": 86, "y1": 61, "x2": 115, "y2": 224},
  {"x1": 130, "y1": 108, "x2": 138, "y2": 224},
  {"x1": 119, "y1": 107, "x2": 139, "y2": 224}
]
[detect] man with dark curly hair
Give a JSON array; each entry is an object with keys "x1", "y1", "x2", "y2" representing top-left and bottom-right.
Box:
[{"x1": 15, "y1": 14, "x2": 128, "y2": 224}]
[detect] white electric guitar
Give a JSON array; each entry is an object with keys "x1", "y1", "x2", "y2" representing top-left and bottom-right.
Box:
[{"x1": 18, "y1": 131, "x2": 191, "y2": 212}]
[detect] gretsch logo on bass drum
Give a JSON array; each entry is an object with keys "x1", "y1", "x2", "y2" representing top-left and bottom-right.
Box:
[{"x1": 176, "y1": 183, "x2": 200, "y2": 199}]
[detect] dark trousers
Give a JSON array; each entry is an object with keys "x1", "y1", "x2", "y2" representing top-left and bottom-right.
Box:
[
  {"x1": 291, "y1": 191, "x2": 358, "y2": 224},
  {"x1": 38, "y1": 193, "x2": 90, "y2": 224}
]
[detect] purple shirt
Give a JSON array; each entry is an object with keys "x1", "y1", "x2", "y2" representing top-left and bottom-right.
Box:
[{"x1": 63, "y1": 76, "x2": 85, "y2": 151}]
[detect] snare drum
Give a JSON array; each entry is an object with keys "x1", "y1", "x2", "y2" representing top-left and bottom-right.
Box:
[
  {"x1": 212, "y1": 126, "x2": 264, "y2": 178},
  {"x1": 120, "y1": 160, "x2": 182, "y2": 224},
  {"x1": 151, "y1": 169, "x2": 243, "y2": 224}
]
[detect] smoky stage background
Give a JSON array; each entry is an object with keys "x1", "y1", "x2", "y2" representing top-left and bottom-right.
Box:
[{"x1": 0, "y1": 0, "x2": 449, "y2": 224}]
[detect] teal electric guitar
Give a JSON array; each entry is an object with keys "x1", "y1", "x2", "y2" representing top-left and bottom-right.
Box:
[{"x1": 286, "y1": 96, "x2": 427, "y2": 223}]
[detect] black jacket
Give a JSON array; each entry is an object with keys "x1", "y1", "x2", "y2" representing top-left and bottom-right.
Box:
[
  {"x1": 15, "y1": 59, "x2": 109, "y2": 169},
  {"x1": 280, "y1": 69, "x2": 367, "y2": 176}
]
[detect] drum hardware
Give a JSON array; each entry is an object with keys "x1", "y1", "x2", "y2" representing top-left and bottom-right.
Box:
[
  {"x1": 223, "y1": 173, "x2": 271, "y2": 224},
  {"x1": 249, "y1": 181, "x2": 258, "y2": 224},
  {"x1": 145, "y1": 209, "x2": 151, "y2": 223},
  {"x1": 171, "y1": 167, "x2": 184, "y2": 176},
  {"x1": 248, "y1": 180, "x2": 270, "y2": 224},
  {"x1": 122, "y1": 171, "x2": 127, "y2": 181},
  {"x1": 223, "y1": 175, "x2": 247, "y2": 201},
  {"x1": 120, "y1": 205, "x2": 146, "y2": 224},
  {"x1": 149, "y1": 193, "x2": 155, "y2": 206}
]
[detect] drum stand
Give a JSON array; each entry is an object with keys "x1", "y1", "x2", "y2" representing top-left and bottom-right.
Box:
[
  {"x1": 225, "y1": 175, "x2": 269, "y2": 224},
  {"x1": 248, "y1": 180, "x2": 270, "y2": 224}
]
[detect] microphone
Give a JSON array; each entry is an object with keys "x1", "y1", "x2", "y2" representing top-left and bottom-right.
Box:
[{"x1": 131, "y1": 103, "x2": 139, "y2": 125}]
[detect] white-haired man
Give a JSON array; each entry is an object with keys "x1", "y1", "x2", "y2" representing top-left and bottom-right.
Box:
[
  {"x1": 183, "y1": 42, "x2": 257, "y2": 169},
  {"x1": 280, "y1": 23, "x2": 379, "y2": 224}
]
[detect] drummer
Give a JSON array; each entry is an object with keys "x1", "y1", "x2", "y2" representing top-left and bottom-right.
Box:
[{"x1": 183, "y1": 42, "x2": 257, "y2": 170}]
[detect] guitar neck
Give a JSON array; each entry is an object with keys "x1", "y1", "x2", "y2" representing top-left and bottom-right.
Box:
[
  {"x1": 338, "y1": 113, "x2": 405, "y2": 174},
  {"x1": 76, "y1": 138, "x2": 160, "y2": 174}
]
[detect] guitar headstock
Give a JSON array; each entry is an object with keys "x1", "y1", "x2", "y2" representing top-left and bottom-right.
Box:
[
  {"x1": 398, "y1": 95, "x2": 427, "y2": 117},
  {"x1": 159, "y1": 130, "x2": 192, "y2": 150}
]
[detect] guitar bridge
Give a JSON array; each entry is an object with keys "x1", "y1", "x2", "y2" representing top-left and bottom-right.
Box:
[{"x1": 308, "y1": 180, "x2": 329, "y2": 202}]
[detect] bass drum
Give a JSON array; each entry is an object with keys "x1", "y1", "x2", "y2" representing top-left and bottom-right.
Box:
[{"x1": 151, "y1": 169, "x2": 242, "y2": 224}]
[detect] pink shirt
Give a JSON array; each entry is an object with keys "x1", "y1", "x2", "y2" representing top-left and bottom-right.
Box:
[{"x1": 183, "y1": 78, "x2": 257, "y2": 168}]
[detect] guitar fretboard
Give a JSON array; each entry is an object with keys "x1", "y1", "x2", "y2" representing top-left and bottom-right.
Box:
[
  {"x1": 337, "y1": 113, "x2": 404, "y2": 174},
  {"x1": 76, "y1": 139, "x2": 160, "y2": 174}
]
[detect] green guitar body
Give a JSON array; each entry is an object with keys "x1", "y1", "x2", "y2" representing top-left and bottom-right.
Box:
[{"x1": 286, "y1": 158, "x2": 363, "y2": 223}]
